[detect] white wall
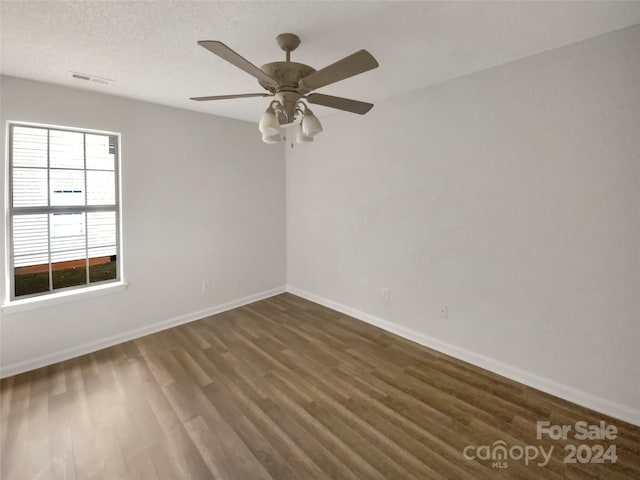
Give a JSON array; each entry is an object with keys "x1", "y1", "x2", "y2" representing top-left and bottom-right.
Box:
[
  {"x1": 287, "y1": 26, "x2": 640, "y2": 421},
  {"x1": 1, "y1": 76, "x2": 286, "y2": 374}
]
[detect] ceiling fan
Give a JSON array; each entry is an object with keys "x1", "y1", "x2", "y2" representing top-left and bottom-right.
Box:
[{"x1": 190, "y1": 33, "x2": 379, "y2": 143}]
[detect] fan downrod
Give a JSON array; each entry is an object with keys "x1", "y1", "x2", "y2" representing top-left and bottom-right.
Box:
[{"x1": 277, "y1": 33, "x2": 300, "y2": 62}]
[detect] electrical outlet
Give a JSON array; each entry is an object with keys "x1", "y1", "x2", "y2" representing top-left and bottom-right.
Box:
[
  {"x1": 440, "y1": 306, "x2": 448, "y2": 319},
  {"x1": 201, "y1": 280, "x2": 211, "y2": 293},
  {"x1": 382, "y1": 288, "x2": 390, "y2": 301}
]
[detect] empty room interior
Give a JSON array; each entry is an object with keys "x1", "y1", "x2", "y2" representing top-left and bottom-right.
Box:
[{"x1": 1, "y1": 1, "x2": 639, "y2": 479}]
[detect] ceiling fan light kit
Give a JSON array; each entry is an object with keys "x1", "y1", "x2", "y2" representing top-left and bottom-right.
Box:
[
  {"x1": 190, "y1": 33, "x2": 379, "y2": 144},
  {"x1": 262, "y1": 131, "x2": 283, "y2": 144},
  {"x1": 258, "y1": 102, "x2": 281, "y2": 136},
  {"x1": 295, "y1": 124, "x2": 314, "y2": 143},
  {"x1": 301, "y1": 107, "x2": 323, "y2": 137}
]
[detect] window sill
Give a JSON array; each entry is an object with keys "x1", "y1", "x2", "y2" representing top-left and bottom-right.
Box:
[{"x1": 1, "y1": 281, "x2": 128, "y2": 314}]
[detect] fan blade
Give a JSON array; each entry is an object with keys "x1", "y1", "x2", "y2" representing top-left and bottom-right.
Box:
[
  {"x1": 299, "y1": 50, "x2": 378, "y2": 91},
  {"x1": 198, "y1": 40, "x2": 277, "y2": 86},
  {"x1": 190, "y1": 93, "x2": 272, "y2": 101},
  {"x1": 306, "y1": 93, "x2": 373, "y2": 115}
]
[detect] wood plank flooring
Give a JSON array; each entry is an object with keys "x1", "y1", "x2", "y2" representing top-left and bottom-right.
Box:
[{"x1": 1, "y1": 293, "x2": 639, "y2": 479}]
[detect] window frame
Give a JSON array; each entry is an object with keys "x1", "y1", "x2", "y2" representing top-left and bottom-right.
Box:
[{"x1": 6, "y1": 121, "x2": 123, "y2": 302}]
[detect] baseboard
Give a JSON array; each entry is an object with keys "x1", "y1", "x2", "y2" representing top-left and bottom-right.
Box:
[
  {"x1": 0, "y1": 285, "x2": 286, "y2": 378},
  {"x1": 286, "y1": 285, "x2": 640, "y2": 427}
]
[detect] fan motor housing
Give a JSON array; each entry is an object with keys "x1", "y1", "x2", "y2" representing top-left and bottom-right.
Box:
[{"x1": 259, "y1": 61, "x2": 316, "y2": 92}]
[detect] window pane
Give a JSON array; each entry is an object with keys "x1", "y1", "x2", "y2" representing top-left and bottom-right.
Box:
[
  {"x1": 51, "y1": 250, "x2": 87, "y2": 290},
  {"x1": 87, "y1": 212, "x2": 117, "y2": 283},
  {"x1": 13, "y1": 214, "x2": 49, "y2": 266},
  {"x1": 50, "y1": 169, "x2": 85, "y2": 206},
  {"x1": 89, "y1": 248, "x2": 117, "y2": 283},
  {"x1": 87, "y1": 171, "x2": 115, "y2": 205},
  {"x1": 86, "y1": 134, "x2": 115, "y2": 171},
  {"x1": 50, "y1": 212, "x2": 86, "y2": 253},
  {"x1": 12, "y1": 168, "x2": 48, "y2": 207},
  {"x1": 12, "y1": 126, "x2": 47, "y2": 168},
  {"x1": 50, "y1": 130, "x2": 84, "y2": 169},
  {"x1": 51, "y1": 213, "x2": 87, "y2": 289},
  {"x1": 15, "y1": 266, "x2": 50, "y2": 297},
  {"x1": 13, "y1": 214, "x2": 50, "y2": 297},
  {"x1": 50, "y1": 212, "x2": 87, "y2": 290},
  {"x1": 87, "y1": 212, "x2": 116, "y2": 247}
]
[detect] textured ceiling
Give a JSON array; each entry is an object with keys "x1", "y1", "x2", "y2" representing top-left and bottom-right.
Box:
[{"x1": 2, "y1": 1, "x2": 640, "y2": 123}]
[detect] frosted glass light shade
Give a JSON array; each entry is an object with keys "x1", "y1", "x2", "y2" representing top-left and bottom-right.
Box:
[
  {"x1": 259, "y1": 108, "x2": 280, "y2": 135},
  {"x1": 301, "y1": 111, "x2": 322, "y2": 137},
  {"x1": 262, "y1": 131, "x2": 283, "y2": 144},
  {"x1": 295, "y1": 124, "x2": 313, "y2": 143}
]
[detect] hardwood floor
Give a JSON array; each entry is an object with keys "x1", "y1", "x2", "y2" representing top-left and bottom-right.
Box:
[{"x1": 1, "y1": 293, "x2": 639, "y2": 479}]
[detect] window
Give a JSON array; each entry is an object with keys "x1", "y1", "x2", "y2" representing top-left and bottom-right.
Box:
[{"x1": 7, "y1": 123, "x2": 121, "y2": 300}]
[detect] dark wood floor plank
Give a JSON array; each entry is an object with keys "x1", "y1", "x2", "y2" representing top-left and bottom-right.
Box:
[
  {"x1": 330, "y1": 366, "x2": 489, "y2": 479},
  {"x1": 204, "y1": 381, "x2": 302, "y2": 480},
  {"x1": 144, "y1": 381, "x2": 215, "y2": 480},
  {"x1": 2, "y1": 292, "x2": 639, "y2": 479},
  {"x1": 213, "y1": 359, "x2": 333, "y2": 480},
  {"x1": 258, "y1": 371, "x2": 388, "y2": 480}
]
